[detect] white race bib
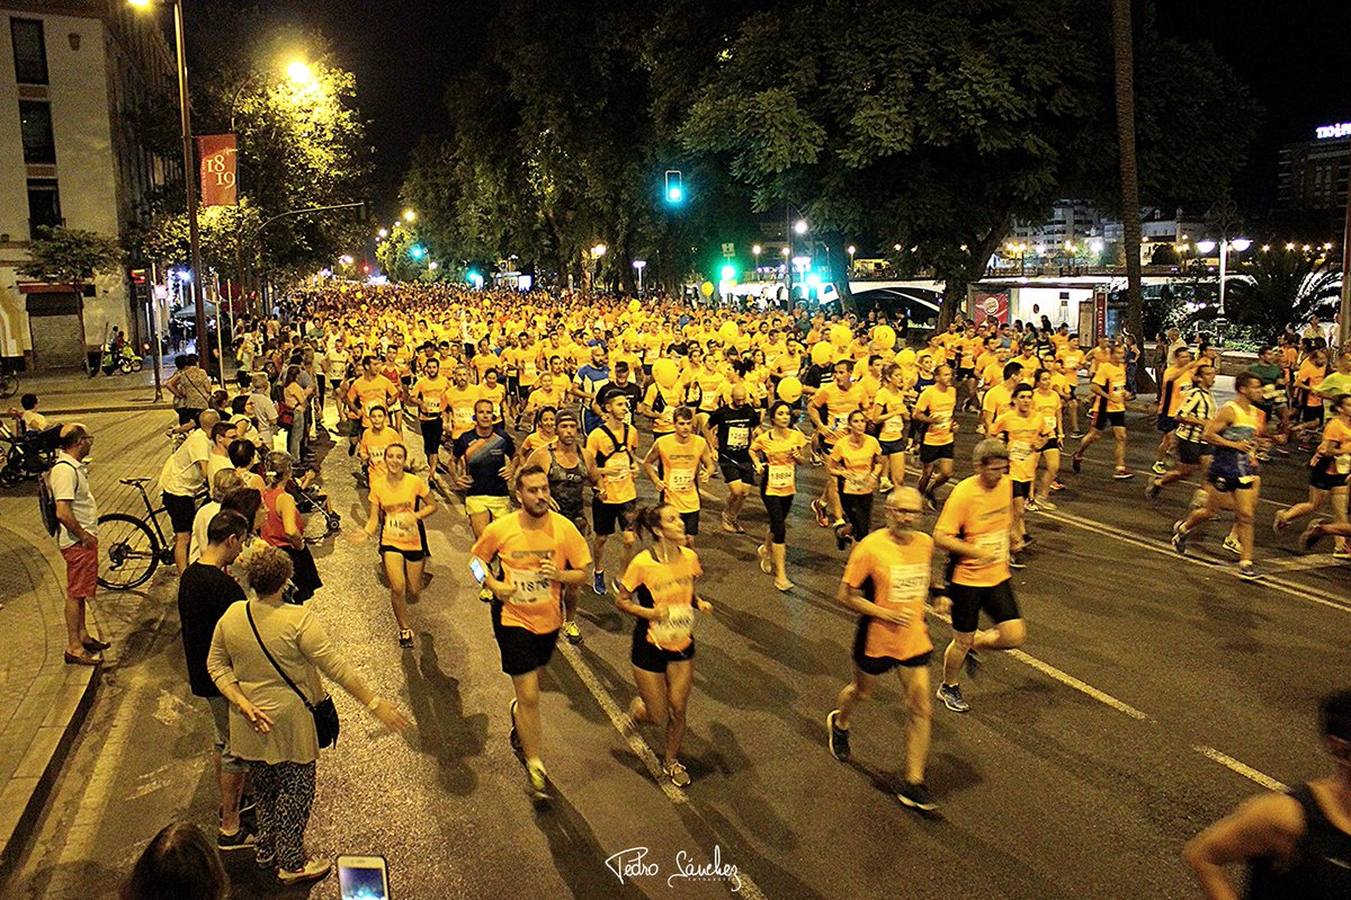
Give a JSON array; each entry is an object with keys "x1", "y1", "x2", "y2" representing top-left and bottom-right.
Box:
[
  {"x1": 1336, "y1": 454, "x2": 1351, "y2": 475},
  {"x1": 1042, "y1": 414, "x2": 1057, "y2": 432},
  {"x1": 973, "y1": 531, "x2": 1008, "y2": 565},
  {"x1": 453, "y1": 406, "x2": 474, "y2": 426},
  {"x1": 383, "y1": 510, "x2": 417, "y2": 544},
  {"x1": 727, "y1": 424, "x2": 750, "y2": 449},
  {"x1": 668, "y1": 468, "x2": 694, "y2": 493},
  {"x1": 422, "y1": 395, "x2": 442, "y2": 414},
  {"x1": 648, "y1": 604, "x2": 695, "y2": 646},
  {"x1": 844, "y1": 472, "x2": 872, "y2": 494},
  {"x1": 508, "y1": 571, "x2": 551, "y2": 605},
  {"x1": 1009, "y1": 440, "x2": 1033, "y2": 462},
  {"x1": 767, "y1": 464, "x2": 793, "y2": 491},
  {"x1": 887, "y1": 563, "x2": 929, "y2": 607}
]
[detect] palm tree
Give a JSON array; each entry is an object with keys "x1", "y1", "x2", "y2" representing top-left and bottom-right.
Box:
[
  {"x1": 1198, "y1": 251, "x2": 1340, "y2": 341},
  {"x1": 1112, "y1": 0, "x2": 1146, "y2": 386}
]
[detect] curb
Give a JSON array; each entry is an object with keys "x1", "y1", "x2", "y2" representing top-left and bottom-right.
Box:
[
  {"x1": 0, "y1": 521, "x2": 102, "y2": 887},
  {"x1": 45, "y1": 404, "x2": 174, "y2": 416}
]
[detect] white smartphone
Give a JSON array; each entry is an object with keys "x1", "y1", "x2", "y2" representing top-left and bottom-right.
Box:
[
  {"x1": 338, "y1": 854, "x2": 390, "y2": 899},
  {"x1": 469, "y1": 557, "x2": 488, "y2": 585}
]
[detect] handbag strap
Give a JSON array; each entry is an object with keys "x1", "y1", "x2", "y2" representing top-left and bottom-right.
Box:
[{"x1": 245, "y1": 602, "x2": 315, "y2": 712}]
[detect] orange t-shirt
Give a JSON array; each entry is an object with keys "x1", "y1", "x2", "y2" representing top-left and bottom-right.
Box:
[
  {"x1": 842, "y1": 530, "x2": 934, "y2": 661},
  {"x1": 470, "y1": 511, "x2": 592, "y2": 634},
  {"x1": 934, "y1": 475, "x2": 1012, "y2": 587}
]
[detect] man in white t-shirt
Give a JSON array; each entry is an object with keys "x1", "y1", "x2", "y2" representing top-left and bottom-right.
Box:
[
  {"x1": 160, "y1": 410, "x2": 219, "y2": 574},
  {"x1": 51, "y1": 424, "x2": 105, "y2": 665}
]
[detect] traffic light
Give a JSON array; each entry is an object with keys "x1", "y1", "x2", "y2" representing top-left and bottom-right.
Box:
[
  {"x1": 720, "y1": 263, "x2": 736, "y2": 281},
  {"x1": 408, "y1": 244, "x2": 427, "y2": 260},
  {"x1": 664, "y1": 169, "x2": 684, "y2": 205}
]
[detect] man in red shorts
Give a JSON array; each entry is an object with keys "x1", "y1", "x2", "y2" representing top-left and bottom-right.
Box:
[{"x1": 51, "y1": 424, "x2": 107, "y2": 665}]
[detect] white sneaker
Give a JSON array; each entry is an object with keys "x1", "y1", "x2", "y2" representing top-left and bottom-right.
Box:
[{"x1": 277, "y1": 857, "x2": 332, "y2": 885}]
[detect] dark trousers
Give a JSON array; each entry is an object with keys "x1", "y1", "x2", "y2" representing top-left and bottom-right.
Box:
[{"x1": 250, "y1": 759, "x2": 316, "y2": 871}]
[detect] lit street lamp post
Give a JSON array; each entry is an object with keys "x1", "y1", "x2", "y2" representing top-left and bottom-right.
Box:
[
  {"x1": 632, "y1": 259, "x2": 646, "y2": 295},
  {"x1": 130, "y1": 0, "x2": 209, "y2": 364}
]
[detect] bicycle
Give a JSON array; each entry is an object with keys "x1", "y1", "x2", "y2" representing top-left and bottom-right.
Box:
[{"x1": 97, "y1": 477, "x2": 177, "y2": 590}]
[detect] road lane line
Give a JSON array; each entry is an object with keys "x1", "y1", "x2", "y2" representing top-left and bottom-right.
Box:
[
  {"x1": 1193, "y1": 746, "x2": 1288, "y2": 792},
  {"x1": 1035, "y1": 507, "x2": 1351, "y2": 614},
  {"x1": 924, "y1": 608, "x2": 1151, "y2": 721},
  {"x1": 554, "y1": 640, "x2": 769, "y2": 900}
]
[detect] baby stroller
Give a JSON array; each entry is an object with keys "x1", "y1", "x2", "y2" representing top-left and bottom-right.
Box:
[
  {"x1": 0, "y1": 422, "x2": 61, "y2": 487},
  {"x1": 288, "y1": 476, "x2": 342, "y2": 543}
]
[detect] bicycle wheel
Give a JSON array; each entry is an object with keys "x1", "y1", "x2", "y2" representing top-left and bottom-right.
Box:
[
  {"x1": 0, "y1": 373, "x2": 18, "y2": 399},
  {"x1": 96, "y1": 513, "x2": 160, "y2": 590}
]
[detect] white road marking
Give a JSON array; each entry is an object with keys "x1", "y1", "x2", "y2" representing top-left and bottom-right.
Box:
[
  {"x1": 1193, "y1": 746, "x2": 1288, "y2": 792},
  {"x1": 925, "y1": 608, "x2": 1151, "y2": 720},
  {"x1": 1034, "y1": 506, "x2": 1351, "y2": 614},
  {"x1": 555, "y1": 640, "x2": 769, "y2": 900}
]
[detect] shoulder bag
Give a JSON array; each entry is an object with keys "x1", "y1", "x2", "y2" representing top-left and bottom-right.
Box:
[{"x1": 245, "y1": 602, "x2": 339, "y2": 748}]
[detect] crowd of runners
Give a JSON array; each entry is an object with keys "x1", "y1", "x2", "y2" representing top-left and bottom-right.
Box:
[{"x1": 145, "y1": 282, "x2": 1349, "y2": 890}]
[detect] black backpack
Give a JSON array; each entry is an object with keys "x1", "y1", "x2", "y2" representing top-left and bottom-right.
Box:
[{"x1": 39, "y1": 460, "x2": 76, "y2": 537}]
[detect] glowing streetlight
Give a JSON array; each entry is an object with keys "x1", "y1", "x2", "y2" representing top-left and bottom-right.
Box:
[
  {"x1": 780, "y1": 246, "x2": 790, "y2": 258},
  {"x1": 377, "y1": 227, "x2": 388, "y2": 239},
  {"x1": 893, "y1": 243, "x2": 902, "y2": 252},
  {"x1": 286, "y1": 59, "x2": 315, "y2": 85},
  {"x1": 591, "y1": 243, "x2": 607, "y2": 258},
  {"x1": 1195, "y1": 240, "x2": 1217, "y2": 254},
  {"x1": 632, "y1": 259, "x2": 647, "y2": 294},
  {"x1": 1230, "y1": 238, "x2": 1253, "y2": 252},
  {"x1": 402, "y1": 208, "x2": 417, "y2": 223},
  {"x1": 338, "y1": 254, "x2": 353, "y2": 266},
  {"x1": 793, "y1": 219, "x2": 808, "y2": 235},
  {"x1": 428, "y1": 260, "x2": 439, "y2": 271}
]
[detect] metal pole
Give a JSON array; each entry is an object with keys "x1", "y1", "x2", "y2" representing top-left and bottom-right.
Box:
[
  {"x1": 1218, "y1": 238, "x2": 1227, "y2": 319},
  {"x1": 1341, "y1": 176, "x2": 1351, "y2": 346},
  {"x1": 213, "y1": 272, "x2": 225, "y2": 385},
  {"x1": 150, "y1": 261, "x2": 163, "y2": 401},
  {"x1": 172, "y1": 0, "x2": 207, "y2": 358}
]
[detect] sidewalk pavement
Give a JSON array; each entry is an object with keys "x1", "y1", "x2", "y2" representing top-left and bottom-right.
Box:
[
  {"x1": 0, "y1": 520, "x2": 99, "y2": 884},
  {"x1": 16, "y1": 366, "x2": 173, "y2": 416}
]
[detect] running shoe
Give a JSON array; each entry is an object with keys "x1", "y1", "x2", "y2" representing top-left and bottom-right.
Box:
[
  {"x1": 922, "y1": 492, "x2": 936, "y2": 513},
  {"x1": 1171, "y1": 520, "x2": 1189, "y2": 556},
  {"x1": 879, "y1": 478, "x2": 894, "y2": 493},
  {"x1": 561, "y1": 620, "x2": 583, "y2": 644},
  {"x1": 1144, "y1": 478, "x2": 1161, "y2": 501},
  {"x1": 1299, "y1": 524, "x2": 1325, "y2": 552},
  {"x1": 1071, "y1": 454, "x2": 1083, "y2": 474},
  {"x1": 592, "y1": 570, "x2": 607, "y2": 595},
  {"x1": 1113, "y1": 469, "x2": 1134, "y2": 480},
  {"x1": 1008, "y1": 553, "x2": 1026, "y2": 570},
  {"x1": 1238, "y1": 562, "x2": 1260, "y2": 581},
  {"x1": 1222, "y1": 533, "x2": 1242, "y2": 556},
  {"x1": 1332, "y1": 548, "x2": 1351, "y2": 560},
  {"x1": 508, "y1": 699, "x2": 522, "y2": 753},
  {"x1": 827, "y1": 709, "x2": 851, "y2": 761},
  {"x1": 526, "y1": 760, "x2": 550, "y2": 798},
  {"x1": 896, "y1": 781, "x2": 939, "y2": 812},
  {"x1": 1151, "y1": 460, "x2": 1168, "y2": 475},
  {"x1": 217, "y1": 827, "x2": 256, "y2": 851},
  {"x1": 1024, "y1": 499, "x2": 1040, "y2": 512},
  {"x1": 1037, "y1": 497, "x2": 1058, "y2": 510},
  {"x1": 277, "y1": 858, "x2": 332, "y2": 886},
  {"x1": 811, "y1": 498, "x2": 830, "y2": 527},
  {"x1": 1050, "y1": 480, "x2": 1065, "y2": 492},
  {"x1": 1069, "y1": 431, "x2": 1084, "y2": 439},
  {"x1": 757, "y1": 543, "x2": 773, "y2": 575},
  {"x1": 936, "y1": 683, "x2": 970, "y2": 713},
  {"x1": 398, "y1": 629, "x2": 414, "y2": 649},
  {"x1": 663, "y1": 761, "x2": 692, "y2": 788}
]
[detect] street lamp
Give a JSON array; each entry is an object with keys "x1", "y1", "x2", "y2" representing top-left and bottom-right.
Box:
[
  {"x1": 428, "y1": 260, "x2": 438, "y2": 271},
  {"x1": 794, "y1": 219, "x2": 809, "y2": 235},
  {"x1": 377, "y1": 227, "x2": 388, "y2": 239},
  {"x1": 752, "y1": 244, "x2": 761, "y2": 276},
  {"x1": 286, "y1": 59, "x2": 315, "y2": 86},
  {"x1": 402, "y1": 209, "x2": 417, "y2": 223},
  {"x1": 632, "y1": 259, "x2": 646, "y2": 295},
  {"x1": 128, "y1": 0, "x2": 208, "y2": 362},
  {"x1": 847, "y1": 244, "x2": 856, "y2": 276}
]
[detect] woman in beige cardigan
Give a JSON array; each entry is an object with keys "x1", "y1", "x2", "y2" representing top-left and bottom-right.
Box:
[{"x1": 208, "y1": 547, "x2": 409, "y2": 886}]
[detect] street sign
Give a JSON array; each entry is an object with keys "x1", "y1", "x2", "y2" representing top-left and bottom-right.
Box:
[{"x1": 721, "y1": 243, "x2": 734, "y2": 258}]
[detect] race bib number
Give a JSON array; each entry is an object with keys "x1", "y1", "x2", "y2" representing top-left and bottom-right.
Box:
[
  {"x1": 932, "y1": 411, "x2": 951, "y2": 429},
  {"x1": 1009, "y1": 440, "x2": 1033, "y2": 462},
  {"x1": 830, "y1": 414, "x2": 849, "y2": 432},
  {"x1": 508, "y1": 571, "x2": 551, "y2": 605},
  {"x1": 422, "y1": 396, "x2": 442, "y2": 414},
  {"x1": 453, "y1": 407, "x2": 474, "y2": 426},
  {"x1": 523, "y1": 360, "x2": 538, "y2": 378},
  {"x1": 845, "y1": 472, "x2": 872, "y2": 494},
  {"x1": 383, "y1": 510, "x2": 417, "y2": 544},
  {"x1": 1336, "y1": 454, "x2": 1351, "y2": 475},
  {"x1": 973, "y1": 531, "x2": 1009, "y2": 565},
  {"x1": 1042, "y1": 414, "x2": 1057, "y2": 432},
  {"x1": 727, "y1": 425, "x2": 750, "y2": 450},
  {"x1": 368, "y1": 446, "x2": 387, "y2": 467},
  {"x1": 668, "y1": 468, "x2": 694, "y2": 493},
  {"x1": 767, "y1": 464, "x2": 793, "y2": 491},
  {"x1": 881, "y1": 417, "x2": 904, "y2": 441},
  {"x1": 887, "y1": 563, "x2": 929, "y2": 606},
  {"x1": 649, "y1": 604, "x2": 695, "y2": 646}
]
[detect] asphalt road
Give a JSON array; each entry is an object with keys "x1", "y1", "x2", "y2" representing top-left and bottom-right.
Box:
[{"x1": 7, "y1": 402, "x2": 1349, "y2": 899}]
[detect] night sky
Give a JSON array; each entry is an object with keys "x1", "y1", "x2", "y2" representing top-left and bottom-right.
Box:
[{"x1": 195, "y1": 1, "x2": 1351, "y2": 221}]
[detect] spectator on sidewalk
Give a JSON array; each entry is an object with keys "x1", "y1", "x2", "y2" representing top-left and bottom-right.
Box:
[
  {"x1": 206, "y1": 420, "x2": 238, "y2": 486},
  {"x1": 51, "y1": 424, "x2": 106, "y2": 665},
  {"x1": 249, "y1": 372, "x2": 278, "y2": 451},
  {"x1": 122, "y1": 821, "x2": 227, "y2": 900},
  {"x1": 8, "y1": 392, "x2": 48, "y2": 434},
  {"x1": 207, "y1": 546, "x2": 410, "y2": 886},
  {"x1": 178, "y1": 510, "x2": 253, "y2": 850},
  {"x1": 189, "y1": 470, "x2": 244, "y2": 566},
  {"x1": 159, "y1": 410, "x2": 219, "y2": 575},
  {"x1": 167, "y1": 354, "x2": 215, "y2": 426}
]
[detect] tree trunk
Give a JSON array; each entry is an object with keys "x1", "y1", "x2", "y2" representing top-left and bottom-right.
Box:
[
  {"x1": 824, "y1": 237, "x2": 857, "y2": 315},
  {"x1": 1112, "y1": 0, "x2": 1146, "y2": 385}
]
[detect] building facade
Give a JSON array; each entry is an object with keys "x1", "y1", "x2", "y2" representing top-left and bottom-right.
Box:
[
  {"x1": 1276, "y1": 124, "x2": 1350, "y2": 233},
  {"x1": 0, "y1": 0, "x2": 176, "y2": 369}
]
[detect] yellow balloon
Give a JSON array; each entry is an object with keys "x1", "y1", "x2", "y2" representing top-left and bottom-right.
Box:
[
  {"x1": 830, "y1": 323, "x2": 852, "y2": 347},
  {"x1": 896, "y1": 347, "x2": 916, "y2": 366},
  {"x1": 873, "y1": 324, "x2": 896, "y2": 350},
  {"x1": 810, "y1": 341, "x2": 833, "y2": 366},
  {"x1": 777, "y1": 376, "x2": 803, "y2": 403},
  {"x1": 700, "y1": 281, "x2": 715, "y2": 297},
  {"x1": 629, "y1": 298, "x2": 641, "y2": 312},
  {"x1": 653, "y1": 358, "x2": 679, "y2": 388},
  {"x1": 718, "y1": 321, "x2": 739, "y2": 343}
]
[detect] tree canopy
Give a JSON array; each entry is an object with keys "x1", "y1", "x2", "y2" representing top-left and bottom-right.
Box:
[{"x1": 18, "y1": 227, "x2": 123, "y2": 285}]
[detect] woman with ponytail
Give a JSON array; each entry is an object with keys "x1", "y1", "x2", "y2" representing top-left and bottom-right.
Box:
[{"x1": 616, "y1": 504, "x2": 712, "y2": 788}]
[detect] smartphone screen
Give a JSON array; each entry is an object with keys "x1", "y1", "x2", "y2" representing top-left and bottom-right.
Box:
[
  {"x1": 338, "y1": 855, "x2": 389, "y2": 899},
  {"x1": 469, "y1": 557, "x2": 487, "y2": 585}
]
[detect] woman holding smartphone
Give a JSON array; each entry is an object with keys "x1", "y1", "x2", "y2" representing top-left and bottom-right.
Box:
[
  {"x1": 616, "y1": 505, "x2": 712, "y2": 788},
  {"x1": 355, "y1": 443, "x2": 438, "y2": 649}
]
